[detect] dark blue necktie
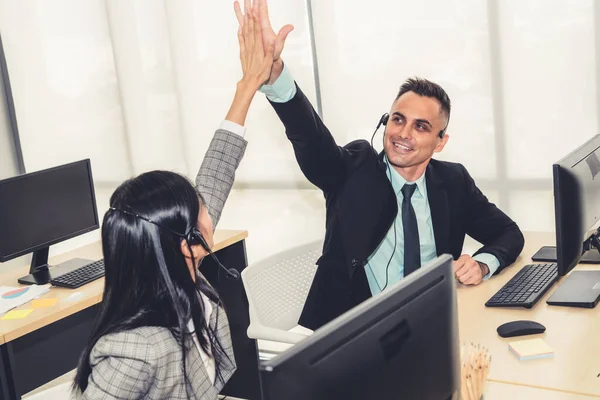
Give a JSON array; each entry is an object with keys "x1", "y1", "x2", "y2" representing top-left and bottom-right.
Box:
[{"x1": 401, "y1": 184, "x2": 421, "y2": 276}]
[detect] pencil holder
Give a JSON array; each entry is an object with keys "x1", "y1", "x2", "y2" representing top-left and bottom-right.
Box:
[{"x1": 460, "y1": 342, "x2": 491, "y2": 400}]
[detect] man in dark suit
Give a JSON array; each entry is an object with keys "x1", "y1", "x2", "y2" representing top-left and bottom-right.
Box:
[{"x1": 248, "y1": 0, "x2": 524, "y2": 330}]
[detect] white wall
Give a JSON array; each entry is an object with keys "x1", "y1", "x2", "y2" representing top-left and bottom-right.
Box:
[
  {"x1": 311, "y1": 0, "x2": 597, "y2": 235},
  {"x1": 0, "y1": 0, "x2": 131, "y2": 182},
  {"x1": 0, "y1": 34, "x2": 24, "y2": 271},
  {"x1": 0, "y1": 52, "x2": 18, "y2": 180},
  {"x1": 1, "y1": 0, "x2": 598, "y2": 271}
]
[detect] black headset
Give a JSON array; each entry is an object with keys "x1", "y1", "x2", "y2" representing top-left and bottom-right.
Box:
[{"x1": 109, "y1": 207, "x2": 240, "y2": 280}]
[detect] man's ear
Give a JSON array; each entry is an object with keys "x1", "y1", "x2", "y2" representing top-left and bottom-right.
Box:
[{"x1": 434, "y1": 133, "x2": 449, "y2": 153}]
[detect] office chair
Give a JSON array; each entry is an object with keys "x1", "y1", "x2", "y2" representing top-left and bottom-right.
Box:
[{"x1": 241, "y1": 240, "x2": 321, "y2": 351}]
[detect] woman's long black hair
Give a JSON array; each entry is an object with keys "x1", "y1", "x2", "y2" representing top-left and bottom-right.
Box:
[{"x1": 74, "y1": 171, "x2": 231, "y2": 394}]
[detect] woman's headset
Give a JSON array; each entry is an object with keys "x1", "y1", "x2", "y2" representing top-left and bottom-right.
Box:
[{"x1": 109, "y1": 207, "x2": 240, "y2": 280}]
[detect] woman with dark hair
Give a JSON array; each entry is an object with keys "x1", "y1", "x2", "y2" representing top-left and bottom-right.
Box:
[{"x1": 73, "y1": 4, "x2": 283, "y2": 398}]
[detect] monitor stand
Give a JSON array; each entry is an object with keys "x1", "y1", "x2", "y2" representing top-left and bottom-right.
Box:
[
  {"x1": 546, "y1": 234, "x2": 600, "y2": 308},
  {"x1": 17, "y1": 247, "x2": 93, "y2": 285},
  {"x1": 531, "y1": 246, "x2": 600, "y2": 263}
]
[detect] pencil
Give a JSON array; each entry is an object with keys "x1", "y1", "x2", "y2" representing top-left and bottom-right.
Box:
[
  {"x1": 466, "y1": 370, "x2": 475, "y2": 400},
  {"x1": 470, "y1": 348, "x2": 477, "y2": 398},
  {"x1": 461, "y1": 362, "x2": 468, "y2": 400}
]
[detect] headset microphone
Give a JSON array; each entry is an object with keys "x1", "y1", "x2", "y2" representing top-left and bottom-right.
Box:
[
  {"x1": 193, "y1": 232, "x2": 241, "y2": 281},
  {"x1": 370, "y1": 113, "x2": 389, "y2": 149},
  {"x1": 370, "y1": 113, "x2": 390, "y2": 172},
  {"x1": 204, "y1": 250, "x2": 240, "y2": 280}
]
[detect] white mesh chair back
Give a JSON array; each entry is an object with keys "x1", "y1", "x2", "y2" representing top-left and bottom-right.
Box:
[{"x1": 241, "y1": 240, "x2": 322, "y2": 344}]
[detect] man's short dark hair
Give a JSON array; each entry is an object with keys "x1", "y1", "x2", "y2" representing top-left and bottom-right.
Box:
[{"x1": 396, "y1": 77, "x2": 451, "y2": 124}]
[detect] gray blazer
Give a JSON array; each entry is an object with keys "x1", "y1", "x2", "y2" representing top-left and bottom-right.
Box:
[
  {"x1": 79, "y1": 129, "x2": 247, "y2": 399},
  {"x1": 195, "y1": 129, "x2": 247, "y2": 228}
]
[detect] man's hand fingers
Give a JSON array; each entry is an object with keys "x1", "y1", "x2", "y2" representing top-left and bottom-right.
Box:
[
  {"x1": 276, "y1": 25, "x2": 294, "y2": 45},
  {"x1": 259, "y1": 0, "x2": 272, "y2": 31},
  {"x1": 453, "y1": 255, "x2": 469, "y2": 273},
  {"x1": 457, "y1": 266, "x2": 477, "y2": 284},
  {"x1": 457, "y1": 260, "x2": 478, "y2": 280},
  {"x1": 456, "y1": 265, "x2": 471, "y2": 280},
  {"x1": 464, "y1": 269, "x2": 483, "y2": 285}
]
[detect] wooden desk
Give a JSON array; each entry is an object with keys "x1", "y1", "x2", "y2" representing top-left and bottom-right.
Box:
[
  {"x1": 0, "y1": 230, "x2": 259, "y2": 400},
  {"x1": 458, "y1": 231, "x2": 600, "y2": 397},
  {"x1": 485, "y1": 381, "x2": 600, "y2": 400}
]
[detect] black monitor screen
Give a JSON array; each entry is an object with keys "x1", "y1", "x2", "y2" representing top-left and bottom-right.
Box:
[
  {"x1": 573, "y1": 146, "x2": 600, "y2": 234},
  {"x1": 0, "y1": 160, "x2": 98, "y2": 261},
  {"x1": 554, "y1": 135, "x2": 600, "y2": 275},
  {"x1": 259, "y1": 255, "x2": 459, "y2": 400}
]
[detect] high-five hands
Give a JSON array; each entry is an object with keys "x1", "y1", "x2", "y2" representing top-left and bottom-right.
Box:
[
  {"x1": 234, "y1": 0, "x2": 275, "y2": 90},
  {"x1": 224, "y1": 0, "x2": 281, "y2": 125},
  {"x1": 234, "y1": 0, "x2": 294, "y2": 85}
]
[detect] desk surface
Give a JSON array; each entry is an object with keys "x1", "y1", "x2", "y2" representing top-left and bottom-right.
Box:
[
  {"x1": 0, "y1": 230, "x2": 247, "y2": 345},
  {"x1": 486, "y1": 381, "x2": 600, "y2": 400},
  {"x1": 458, "y1": 231, "x2": 600, "y2": 397}
]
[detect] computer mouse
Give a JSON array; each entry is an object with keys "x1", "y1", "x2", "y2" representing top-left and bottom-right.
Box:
[{"x1": 497, "y1": 320, "x2": 546, "y2": 338}]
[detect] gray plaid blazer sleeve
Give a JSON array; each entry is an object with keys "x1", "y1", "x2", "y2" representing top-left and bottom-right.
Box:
[
  {"x1": 81, "y1": 331, "x2": 157, "y2": 399},
  {"x1": 195, "y1": 129, "x2": 247, "y2": 228}
]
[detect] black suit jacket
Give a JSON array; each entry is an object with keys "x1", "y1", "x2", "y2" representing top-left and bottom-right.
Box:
[{"x1": 270, "y1": 84, "x2": 524, "y2": 330}]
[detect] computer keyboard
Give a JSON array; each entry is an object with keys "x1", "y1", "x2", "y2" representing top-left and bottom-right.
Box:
[
  {"x1": 485, "y1": 263, "x2": 558, "y2": 308},
  {"x1": 50, "y1": 259, "x2": 105, "y2": 289}
]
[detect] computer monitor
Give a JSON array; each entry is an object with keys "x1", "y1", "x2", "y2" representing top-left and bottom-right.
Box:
[
  {"x1": 0, "y1": 159, "x2": 99, "y2": 285},
  {"x1": 259, "y1": 254, "x2": 460, "y2": 400},
  {"x1": 546, "y1": 134, "x2": 600, "y2": 307}
]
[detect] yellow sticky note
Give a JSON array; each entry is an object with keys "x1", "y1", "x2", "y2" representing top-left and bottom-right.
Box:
[
  {"x1": 31, "y1": 298, "x2": 59, "y2": 308},
  {"x1": 509, "y1": 338, "x2": 554, "y2": 360},
  {"x1": 1, "y1": 309, "x2": 34, "y2": 320}
]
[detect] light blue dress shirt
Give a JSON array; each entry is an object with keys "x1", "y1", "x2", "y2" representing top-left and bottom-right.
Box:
[
  {"x1": 364, "y1": 157, "x2": 437, "y2": 294},
  {"x1": 260, "y1": 65, "x2": 500, "y2": 295}
]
